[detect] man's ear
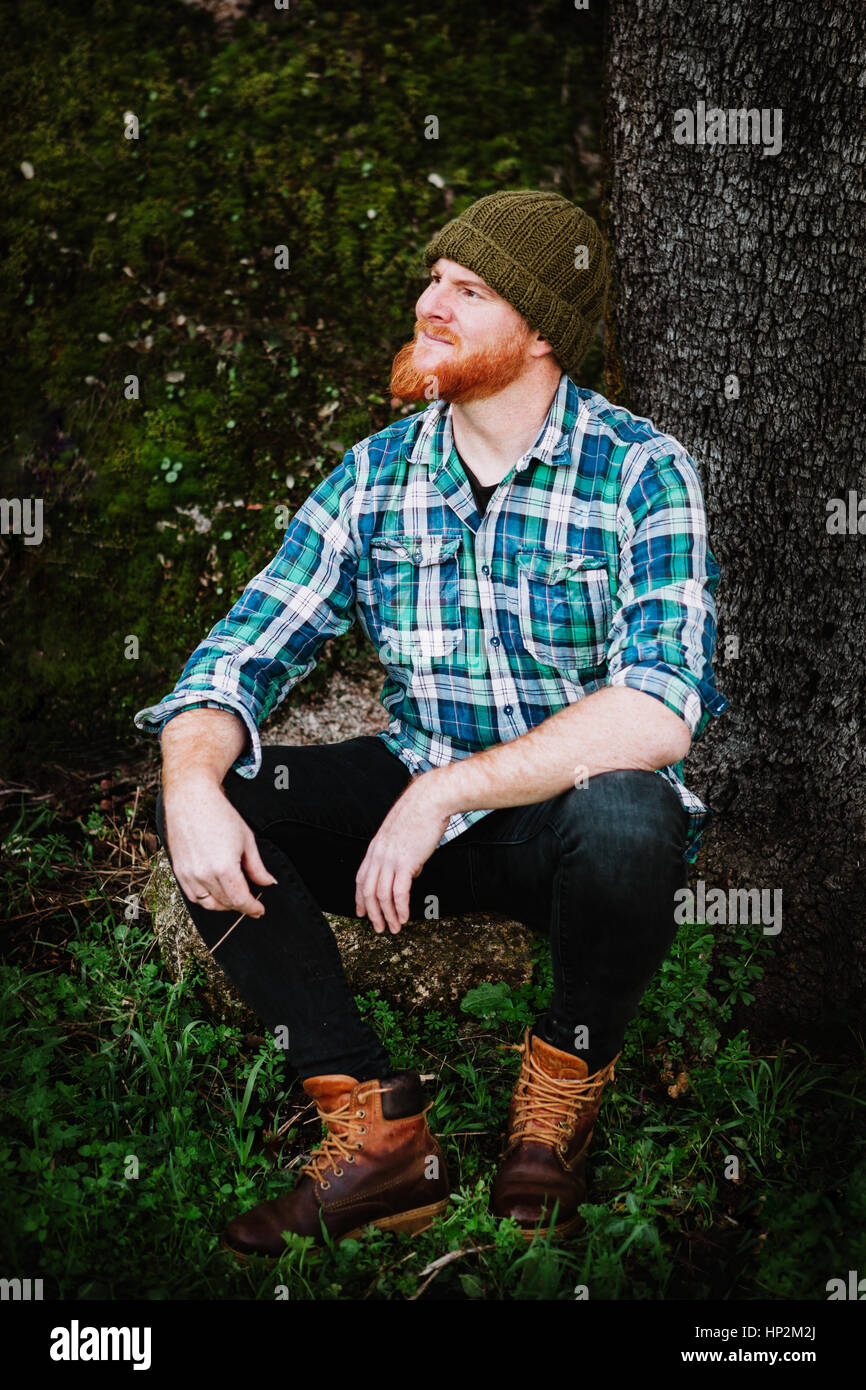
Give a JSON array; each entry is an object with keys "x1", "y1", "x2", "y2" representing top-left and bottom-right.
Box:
[{"x1": 530, "y1": 333, "x2": 557, "y2": 358}]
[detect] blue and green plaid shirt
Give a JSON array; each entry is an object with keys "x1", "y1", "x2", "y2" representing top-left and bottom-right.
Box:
[{"x1": 134, "y1": 370, "x2": 729, "y2": 863}]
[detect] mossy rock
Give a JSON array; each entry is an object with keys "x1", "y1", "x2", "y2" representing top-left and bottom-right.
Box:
[{"x1": 143, "y1": 847, "x2": 533, "y2": 1029}]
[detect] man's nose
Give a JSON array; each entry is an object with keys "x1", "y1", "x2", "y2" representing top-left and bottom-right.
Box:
[{"x1": 417, "y1": 283, "x2": 451, "y2": 323}]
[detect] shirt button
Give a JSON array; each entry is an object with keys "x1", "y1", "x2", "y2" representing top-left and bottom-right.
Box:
[
  {"x1": 414, "y1": 551, "x2": 422, "y2": 562},
  {"x1": 491, "y1": 635, "x2": 500, "y2": 647},
  {"x1": 481, "y1": 565, "x2": 490, "y2": 576},
  {"x1": 504, "y1": 704, "x2": 513, "y2": 715}
]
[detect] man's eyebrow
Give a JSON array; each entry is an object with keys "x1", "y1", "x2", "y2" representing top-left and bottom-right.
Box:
[{"x1": 428, "y1": 267, "x2": 492, "y2": 292}]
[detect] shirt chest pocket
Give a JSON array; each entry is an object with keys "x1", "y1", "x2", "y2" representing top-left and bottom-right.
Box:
[
  {"x1": 369, "y1": 533, "x2": 463, "y2": 666},
  {"x1": 515, "y1": 547, "x2": 613, "y2": 680}
]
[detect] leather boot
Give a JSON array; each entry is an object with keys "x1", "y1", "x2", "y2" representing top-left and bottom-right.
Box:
[
  {"x1": 491, "y1": 1028, "x2": 620, "y2": 1240},
  {"x1": 222, "y1": 1070, "x2": 450, "y2": 1257}
]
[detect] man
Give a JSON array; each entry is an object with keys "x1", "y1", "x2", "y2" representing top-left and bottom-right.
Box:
[{"x1": 134, "y1": 189, "x2": 729, "y2": 1254}]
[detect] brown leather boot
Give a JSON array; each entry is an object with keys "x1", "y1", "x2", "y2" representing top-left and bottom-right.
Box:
[
  {"x1": 222, "y1": 1070, "x2": 450, "y2": 1257},
  {"x1": 491, "y1": 1028, "x2": 620, "y2": 1240}
]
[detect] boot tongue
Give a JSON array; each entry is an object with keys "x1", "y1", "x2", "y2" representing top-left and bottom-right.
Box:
[
  {"x1": 530, "y1": 1032, "x2": 588, "y2": 1081},
  {"x1": 303, "y1": 1075, "x2": 358, "y2": 1114}
]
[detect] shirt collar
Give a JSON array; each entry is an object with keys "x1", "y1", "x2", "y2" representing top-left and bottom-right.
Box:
[{"x1": 402, "y1": 369, "x2": 580, "y2": 479}]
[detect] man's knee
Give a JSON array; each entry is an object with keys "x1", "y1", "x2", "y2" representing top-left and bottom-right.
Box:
[{"x1": 552, "y1": 769, "x2": 687, "y2": 861}]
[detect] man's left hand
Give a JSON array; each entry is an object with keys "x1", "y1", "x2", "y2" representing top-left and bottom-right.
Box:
[{"x1": 354, "y1": 771, "x2": 452, "y2": 935}]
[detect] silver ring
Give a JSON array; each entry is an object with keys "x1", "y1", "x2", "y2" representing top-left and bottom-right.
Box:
[{"x1": 194, "y1": 891, "x2": 211, "y2": 900}]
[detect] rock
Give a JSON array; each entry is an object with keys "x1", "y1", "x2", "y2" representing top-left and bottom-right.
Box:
[
  {"x1": 144, "y1": 847, "x2": 534, "y2": 1027},
  {"x1": 327, "y1": 907, "x2": 534, "y2": 1013}
]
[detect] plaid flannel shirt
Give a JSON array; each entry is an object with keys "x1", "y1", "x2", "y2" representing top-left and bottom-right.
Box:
[{"x1": 134, "y1": 370, "x2": 729, "y2": 863}]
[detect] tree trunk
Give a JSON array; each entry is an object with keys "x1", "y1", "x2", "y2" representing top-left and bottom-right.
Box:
[{"x1": 602, "y1": 0, "x2": 866, "y2": 1054}]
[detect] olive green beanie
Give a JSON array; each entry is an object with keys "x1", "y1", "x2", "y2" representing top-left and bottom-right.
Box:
[{"x1": 422, "y1": 189, "x2": 610, "y2": 380}]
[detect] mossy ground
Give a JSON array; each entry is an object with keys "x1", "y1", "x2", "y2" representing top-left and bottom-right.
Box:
[{"x1": 1, "y1": 790, "x2": 864, "y2": 1301}]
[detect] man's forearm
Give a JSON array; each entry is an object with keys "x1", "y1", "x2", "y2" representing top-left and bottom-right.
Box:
[
  {"x1": 423, "y1": 685, "x2": 692, "y2": 817},
  {"x1": 159, "y1": 707, "x2": 248, "y2": 795}
]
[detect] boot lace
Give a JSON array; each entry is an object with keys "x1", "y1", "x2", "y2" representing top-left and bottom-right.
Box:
[
  {"x1": 503, "y1": 1041, "x2": 620, "y2": 1149},
  {"x1": 300, "y1": 1084, "x2": 387, "y2": 1189}
]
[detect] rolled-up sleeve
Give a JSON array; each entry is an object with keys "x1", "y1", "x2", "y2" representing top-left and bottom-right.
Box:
[
  {"x1": 605, "y1": 444, "x2": 729, "y2": 741},
  {"x1": 133, "y1": 450, "x2": 359, "y2": 777}
]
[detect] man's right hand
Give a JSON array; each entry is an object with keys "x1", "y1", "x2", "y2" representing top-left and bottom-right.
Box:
[{"x1": 162, "y1": 779, "x2": 277, "y2": 916}]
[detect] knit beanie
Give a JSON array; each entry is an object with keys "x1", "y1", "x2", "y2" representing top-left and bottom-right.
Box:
[{"x1": 422, "y1": 189, "x2": 610, "y2": 380}]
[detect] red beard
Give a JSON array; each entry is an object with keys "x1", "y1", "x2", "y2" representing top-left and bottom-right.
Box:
[{"x1": 390, "y1": 317, "x2": 535, "y2": 405}]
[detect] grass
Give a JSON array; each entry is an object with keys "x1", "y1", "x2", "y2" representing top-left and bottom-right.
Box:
[{"x1": 1, "y1": 796, "x2": 865, "y2": 1300}]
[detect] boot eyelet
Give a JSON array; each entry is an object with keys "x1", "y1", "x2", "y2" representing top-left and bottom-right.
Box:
[
  {"x1": 356, "y1": 1142, "x2": 364, "y2": 1151},
  {"x1": 356, "y1": 1108, "x2": 366, "y2": 1118},
  {"x1": 347, "y1": 1154, "x2": 356, "y2": 1163},
  {"x1": 320, "y1": 1179, "x2": 331, "y2": 1190},
  {"x1": 333, "y1": 1167, "x2": 343, "y2": 1177},
  {"x1": 359, "y1": 1125, "x2": 367, "y2": 1134}
]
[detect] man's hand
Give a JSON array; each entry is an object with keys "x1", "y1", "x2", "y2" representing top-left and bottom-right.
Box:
[
  {"x1": 355, "y1": 771, "x2": 452, "y2": 935},
  {"x1": 162, "y1": 778, "x2": 277, "y2": 917}
]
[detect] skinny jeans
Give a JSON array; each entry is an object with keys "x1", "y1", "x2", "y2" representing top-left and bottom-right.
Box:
[{"x1": 154, "y1": 735, "x2": 690, "y2": 1081}]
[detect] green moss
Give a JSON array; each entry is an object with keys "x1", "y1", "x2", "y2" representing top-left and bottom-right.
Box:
[{"x1": 0, "y1": 0, "x2": 605, "y2": 774}]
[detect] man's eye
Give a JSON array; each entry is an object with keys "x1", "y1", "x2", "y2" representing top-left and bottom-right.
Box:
[{"x1": 429, "y1": 274, "x2": 478, "y2": 299}]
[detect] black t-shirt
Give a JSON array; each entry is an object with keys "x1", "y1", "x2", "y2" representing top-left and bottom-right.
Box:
[{"x1": 454, "y1": 446, "x2": 498, "y2": 518}]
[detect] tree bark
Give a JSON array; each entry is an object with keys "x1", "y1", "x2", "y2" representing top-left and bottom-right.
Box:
[{"x1": 602, "y1": 0, "x2": 866, "y2": 1053}]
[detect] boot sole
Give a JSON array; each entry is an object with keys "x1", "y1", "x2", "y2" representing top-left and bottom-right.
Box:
[
  {"x1": 341, "y1": 1196, "x2": 450, "y2": 1241},
  {"x1": 220, "y1": 1197, "x2": 450, "y2": 1261},
  {"x1": 511, "y1": 1212, "x2": 583, "y2": 1242}
]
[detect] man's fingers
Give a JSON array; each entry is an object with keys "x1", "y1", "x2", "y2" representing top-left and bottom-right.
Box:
[
  {"x1": 215, "y1": 870, "x2": 266, "y2": 917},
  {"x1": 378, "y1": 868, "x2": 403, "y2": 935},
  {"x1": 186, "y1": 879, "x2": 230, "y2": 911},
  {"x1": 243, "y1": 838, "x2": 278, "y2": 888},
  {"x1": 356, "y1": 838, "x2": 420, "y2": 934},
  {"x1": 360, "y1": 863, "x2": 388, "y2": 934},
  {"x1": 187, "y1": 867, "x2": 264, "y2": 917},
  {"x1": 355, "y1": 854, "x2": 377, "y2": 924},
  {"x1": 393, "y1": 870, "x2": 413, "y2": 929},
  {"x1": 368, "y1": 896, "x2": 387, "y2": 934},
  {"x1": 354, "y1": 863, "x2": 368, "y2": 918}
]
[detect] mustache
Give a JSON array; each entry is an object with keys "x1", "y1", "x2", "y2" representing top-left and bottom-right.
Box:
[{"x1": 417, "y1": 323, "x2": 456, "y2": 345}]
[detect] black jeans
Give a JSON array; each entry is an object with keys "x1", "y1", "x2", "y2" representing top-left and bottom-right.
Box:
[{"x1": 154, "y1": 735, "x2": 690, "y2": 1082}]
